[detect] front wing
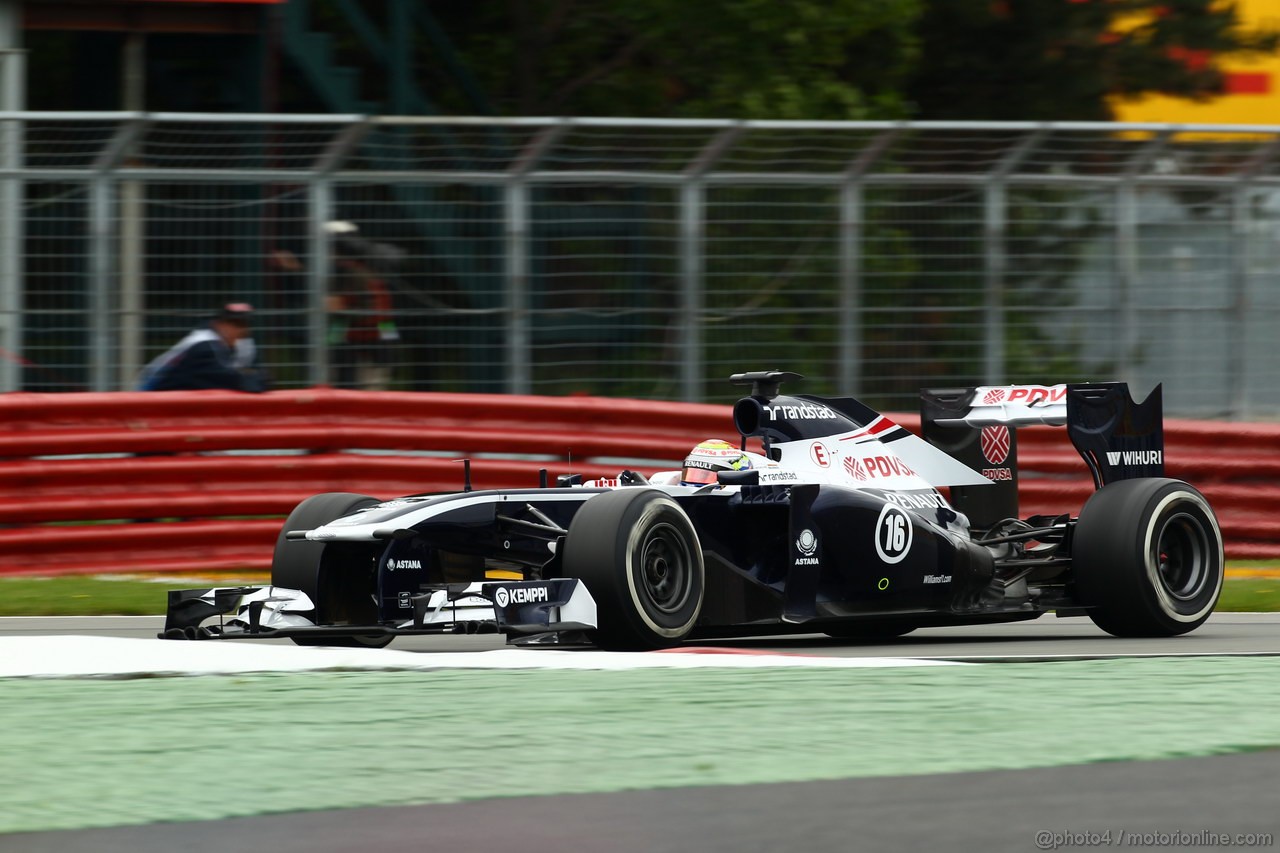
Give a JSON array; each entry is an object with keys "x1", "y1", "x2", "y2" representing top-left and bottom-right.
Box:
[{"x1": 159, "y1": 579, "x2": 598, "y2": 643}]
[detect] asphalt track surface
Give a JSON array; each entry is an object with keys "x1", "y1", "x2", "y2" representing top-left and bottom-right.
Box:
[
  {"x1": 7, "y1": 750, "x2": 1279, "y2": 853},
  {"x1": 5, "y1": 614, "x2": 1280, "y2": 852},
  {"x1": 4, "y1": 611, "x2": 1280, "y2": 658}
]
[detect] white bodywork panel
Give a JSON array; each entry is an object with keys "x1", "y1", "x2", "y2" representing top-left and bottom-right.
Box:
[{"x1": 298, "y1": 388, "x2": 1084, "y2": 540}]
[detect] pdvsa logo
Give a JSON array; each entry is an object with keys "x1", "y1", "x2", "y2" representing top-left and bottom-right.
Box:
[
  {"x1": 980, "y1": 425, "x2": 1010, "y2": 465},
  {"x1": 980, "y1": 385, "x2": 1067, "y2": 404},
  {"x1": 848, "y1": 455, "x2": 916, "y2": 480}
]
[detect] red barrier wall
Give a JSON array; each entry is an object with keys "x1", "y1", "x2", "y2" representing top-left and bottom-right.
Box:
[
  {"x1": 0, "y1": 389, "x2": 730, "y2": 576},
  {"x1": 0, "y1": 389, "x2": 1275, "y2": 576}
]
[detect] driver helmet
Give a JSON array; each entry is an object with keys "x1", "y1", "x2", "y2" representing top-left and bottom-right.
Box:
[{"x1": 681, "y1": 439, "x2": 751, "y2": 486}]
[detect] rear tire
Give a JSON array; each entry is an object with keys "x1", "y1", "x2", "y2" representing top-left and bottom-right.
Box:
[
  {"x1": 1072, "y1": 478, "x2": 1223, "y2": 637},
  {"x1": 562, "y1": 488, "x2": 704, "y2": 650},
  {"x1": 272, "y1": 492, "x2": 392, "y2": 648}
]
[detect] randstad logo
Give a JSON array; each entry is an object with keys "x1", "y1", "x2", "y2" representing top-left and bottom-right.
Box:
[{"x1": 763, "y1": 403, "x2": 838, "y2": 421}]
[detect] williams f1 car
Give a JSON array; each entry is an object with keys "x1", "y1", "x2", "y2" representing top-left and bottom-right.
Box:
[{"x1": 161, "y1": 371, "x2": 1224, "y2": 649}]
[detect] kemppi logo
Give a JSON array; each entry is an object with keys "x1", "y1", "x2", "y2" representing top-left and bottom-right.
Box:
[{"x1": 494, "y1": 586, "x2": 550, "y2": 608}]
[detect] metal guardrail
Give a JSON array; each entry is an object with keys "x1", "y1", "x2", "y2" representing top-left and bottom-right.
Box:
[{"x1": 1, "y1": 388, "x2": 1277, "y2": 575}]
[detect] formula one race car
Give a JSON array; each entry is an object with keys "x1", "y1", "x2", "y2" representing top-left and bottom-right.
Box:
[{"x1": 161, "y1": 371, "x2": 1224, "y2": 650}]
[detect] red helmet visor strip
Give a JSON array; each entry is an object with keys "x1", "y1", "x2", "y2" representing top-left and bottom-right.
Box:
[{"x1": 680, "y1": 466, "x2": 721, "y2": 485}]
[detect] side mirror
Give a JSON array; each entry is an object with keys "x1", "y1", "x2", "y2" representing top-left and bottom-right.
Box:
[{"x1": 717, "y1": 469, "x2": 760, "y2": 486}]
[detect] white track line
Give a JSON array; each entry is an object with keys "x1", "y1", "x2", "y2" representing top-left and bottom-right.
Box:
[{"x1": 0, "y1": 635, "x2": 967, "y2": 679}]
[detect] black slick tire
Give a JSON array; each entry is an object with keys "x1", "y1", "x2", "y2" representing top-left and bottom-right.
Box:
[
  {"x1": 562, "y1": 488, "x2": 704, "y2": 650},
  {"x1": 1072, "y1": 477, "x2": 1224, "y2": 637},
  {"x1": 271, "y1": 492, "x2": 391, "y2": 648}
]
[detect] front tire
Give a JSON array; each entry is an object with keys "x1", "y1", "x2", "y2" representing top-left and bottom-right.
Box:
[
  {"x1": 272, "y1": 492, "x2": 392, "y2": 648},
  {"x1": 1072, "y1": 478, "x2": 1223, "y2": 637},
  {"x1": 562, "y1": 488, "x2": 704, "y2": 650}
]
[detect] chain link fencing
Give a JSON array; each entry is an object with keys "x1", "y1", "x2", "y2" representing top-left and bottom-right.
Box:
[{"x1": 3, "y1": 114, "x2": 1280, "y2": 416}]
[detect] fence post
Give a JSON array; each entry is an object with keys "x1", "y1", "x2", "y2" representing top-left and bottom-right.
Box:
[
  {"x1": 837, "y1": 125, "x2": 897, "y2": 396},
  {"x1": 678, "y1": 125, "x2": 741, "y2": 402},
  {"x1": 308, "y1": 121, "x2": 373, "y2": 387},
  {"x1": 1229, "y1": 185, "x2": 1249, "y2": 419},
  {"x1": 504, "y1": 122, "x2": 564, "y2": 395},
  {"x1": 92, "y1": 115, "x2": 151, "y2": 390},
  {"x1": 117, "y1": 36, "x2": 145, "y2": 390},
  {"x1": 88, "y1": 176, "x2": 115, "y2": 391},
  {"x1": 0, "y1": 3, "x2": 24, "y2": 391},
  {"x1": 1114, "y1": 183, "x2": 1135, "y2": 382},
  {"x1": 984, "y1": 126, "x2": 1046, "y2": 387},
  {"x1": 678, "y1": 180, "x2": 704, "y2": 402},
  {"x1": 982, "y1": 180, "x2": 1006, "y2": 386},
  {"x1": 504, "y1": 177, "x2": 530, "y2": 394},
  {"x1": 838, "y1": 181, "x2": 862, "y2": 396},
  {"x1": 1116, "y1": 130, "x2": 1172, "y2": 386},
  {"x1": 307, "y1": 177, "x2": 333, "y2": 387},
  {"x1": 0, "y1": 104, "x2": 19, "y2": 392}
]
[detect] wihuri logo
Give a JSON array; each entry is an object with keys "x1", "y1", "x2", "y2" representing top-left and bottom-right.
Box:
[{"x1": 1106, "y1": 450, "x2": 1162, "y2": 465}]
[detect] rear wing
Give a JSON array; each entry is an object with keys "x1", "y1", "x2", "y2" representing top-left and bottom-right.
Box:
[{"x1": 920, "y1": 382, "x2": 1163, "y2": 530}]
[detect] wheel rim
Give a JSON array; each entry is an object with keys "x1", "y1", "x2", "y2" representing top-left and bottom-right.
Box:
[
  {"x1": 638, "y1": 521, "x2": 693, "y2": 616},
  {"x1": 1154, "y1": 511, "x2": 1212, "y2": 603}
]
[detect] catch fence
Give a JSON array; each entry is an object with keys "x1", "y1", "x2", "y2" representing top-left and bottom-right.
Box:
[{"x1": 4, "y1": 114, "x2": 1280, "y2": 416}]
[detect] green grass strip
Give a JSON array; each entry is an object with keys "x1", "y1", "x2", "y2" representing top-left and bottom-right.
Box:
[
  {"x1": 1217, "y1": 577, "x2": 1280, "y2": 611},
  {"x1": 3, "y1": 656, "x2": 1280, "y2": 834}
]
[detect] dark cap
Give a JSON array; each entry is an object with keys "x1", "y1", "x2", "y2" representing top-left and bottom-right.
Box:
[{"x1": 214, "y1": 302, "x2": 254, "y2": 325}]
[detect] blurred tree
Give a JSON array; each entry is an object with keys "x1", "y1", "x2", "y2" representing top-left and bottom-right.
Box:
[
  {"x1": 434, "y1": 0, "x2": 921, "y2": 119},
  {"x1": 906, "y1": 0, "x2": 1280, "y2": 121}
]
